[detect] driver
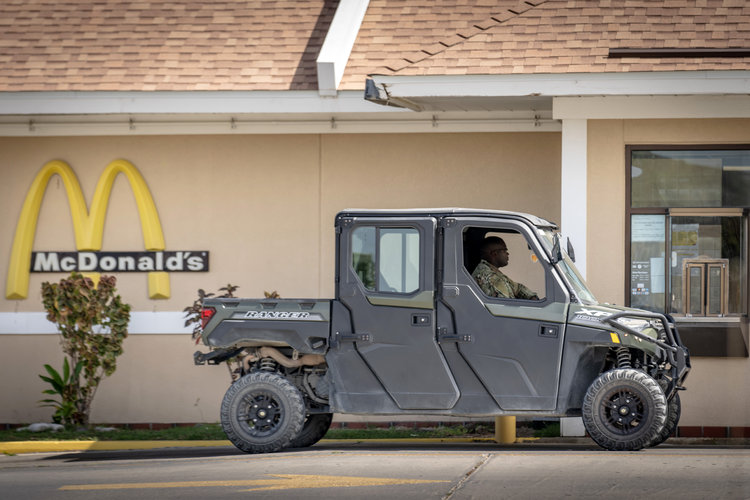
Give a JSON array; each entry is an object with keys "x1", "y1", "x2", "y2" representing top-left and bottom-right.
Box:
[{"x1": 472, "y1": 236, "x2": 539, "y2": 300}]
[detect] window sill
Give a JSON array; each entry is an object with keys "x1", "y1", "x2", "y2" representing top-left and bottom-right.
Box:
[
  {"x1": 673, "y1": 315, "x2": 744, "y2": 324},
  {"x1": 673, "y1": 316, "x2": 748, "y2": 357}
]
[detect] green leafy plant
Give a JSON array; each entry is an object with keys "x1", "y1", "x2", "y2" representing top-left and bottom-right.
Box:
[
  {"x1": 40, "y1": 273, "x2": 131, "y2": 428},
  {"x1": 185, "y1": 285, "x2": 283, "y2": 381},
  {"x1": 38, "y1": 358, "x2": 84, "y2": 426},
  {"x1": 183, "y1": 284, "x2": 239, "y2": 343},
  {"x1": 184, "y1": 284, "x2": 241, "y2": 381}
]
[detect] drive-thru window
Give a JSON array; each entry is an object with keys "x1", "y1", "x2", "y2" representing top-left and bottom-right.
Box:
[{"x1": 627, "y1": 146, "x2": 750, "y2": 356}]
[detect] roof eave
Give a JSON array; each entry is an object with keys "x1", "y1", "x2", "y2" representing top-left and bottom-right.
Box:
[
  {"x1": 0, "y1": 89, "x2": 383, "y2": 115},
  {"x1": 368, "y1": 70, "x2": 750, "y2": 100}
]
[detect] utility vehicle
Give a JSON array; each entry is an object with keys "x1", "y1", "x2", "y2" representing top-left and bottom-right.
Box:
[{"x1": 195, "y1": 209, "x2": 690, "y2": 453}]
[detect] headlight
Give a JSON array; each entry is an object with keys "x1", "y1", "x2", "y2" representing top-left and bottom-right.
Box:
[{"x1": 615, "y1": 317, "x2": 660, "y2": 339}]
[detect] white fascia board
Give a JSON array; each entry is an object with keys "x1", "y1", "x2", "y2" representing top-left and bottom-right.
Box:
[
  {"x1": 316, "y1": 0, "x2": 370, "y2": 95},
  {"x1": 554, "y1": 95, "x2": 750, "y2": 120},
  {"x1": 370, "y1": 71, "x2": 750, "y2": 98},
  {"x1": 0, "y1": 90, "x2": 385, "y2": 115},
  {"x1": 0, "y1": 311, "x2": 191, "y2": 334}
]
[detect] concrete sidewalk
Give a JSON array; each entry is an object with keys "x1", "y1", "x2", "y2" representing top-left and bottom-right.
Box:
[{"x1": 2, "y1": 436, "x2": 748, "y2": 455}]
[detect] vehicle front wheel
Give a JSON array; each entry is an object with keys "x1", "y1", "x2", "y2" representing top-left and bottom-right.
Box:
[
  {"x1": 220, "y1": 371, "x2": 305, "y2": 454},
  {"x1": 289, "y1": 412, "x2": 333, "y2": 448},
  {"x1": 649, "y1": 392, "x2": 681, "y2": 447},
  {"x1": 582, "y1": 368, "x2": 667, "y2": 451}
]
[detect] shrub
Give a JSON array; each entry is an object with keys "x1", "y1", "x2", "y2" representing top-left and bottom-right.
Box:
[{"x1": 40, "y1": 273, "x2": 130, "y2": 428}]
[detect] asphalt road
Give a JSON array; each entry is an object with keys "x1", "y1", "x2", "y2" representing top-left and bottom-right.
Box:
[{"x1": 1, "y1": 442, "x2": 748, "y2": 499}]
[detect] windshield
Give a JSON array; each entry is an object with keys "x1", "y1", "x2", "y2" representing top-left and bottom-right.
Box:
[{"x1": 537, "y1": 228, "x2": 598, "y2": 305}]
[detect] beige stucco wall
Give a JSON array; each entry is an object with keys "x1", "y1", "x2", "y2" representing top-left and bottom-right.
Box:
[
  {"x1": 0, "y1": 132, "x2": 561, "y2": 423},
  {"x1": 317, "y1": 133, "x2": 563, "y2": 296},
  {"x1": 3, "y1": 124, "x2": 746, "y2": 428},
  {"x1": 0, "y1": 334, "x2": 230, "y2": 423},
  {"x1": 586, "y1": 118, "x2": 750, "y2": 427}
]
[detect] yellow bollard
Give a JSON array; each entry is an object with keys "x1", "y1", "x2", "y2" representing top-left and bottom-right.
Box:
[{"x1": 495, "y1": 416, "x2": 516, "y2": 444}]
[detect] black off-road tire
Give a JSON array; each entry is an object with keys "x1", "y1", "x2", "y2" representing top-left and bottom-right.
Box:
[
  {"x1": 289, "y1": 412, "x2": 333, "y2": 449},
  {"x1": 220, "y1": 371, "x2": 305, "y2": 454},
  {"x1": 649, "y1": 392, "x2": 681, "y2": 447},
  {"x1": 582, "y1": 368, "x2": 667, "y2": 451}
]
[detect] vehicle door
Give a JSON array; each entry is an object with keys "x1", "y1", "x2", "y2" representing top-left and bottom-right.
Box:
[
  {"x1": 333, "y1": 216, "x2": 459, "y2": 410},
  {"x1": 439, "y1": 217, "x2": 569, "y2": 410}
]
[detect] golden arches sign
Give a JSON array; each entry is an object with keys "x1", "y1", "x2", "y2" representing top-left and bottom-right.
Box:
[{"x1": 6, "y1": 159, "x2": 170, "y2": 299}]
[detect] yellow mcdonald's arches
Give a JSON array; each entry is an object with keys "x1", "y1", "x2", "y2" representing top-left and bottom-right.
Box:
[{"x1": 6, "y1": 159, "x2": 170, "y2": 299}]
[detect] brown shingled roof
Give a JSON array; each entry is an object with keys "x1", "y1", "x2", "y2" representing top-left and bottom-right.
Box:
[
  {"x1": 1, "y1": 0, "x2": 748, "y2": 93},
  {"x1": 0, "y1": 0, "x2": 337, "y2": 91},
  {"x1": 340, "y1": 0, "x2": 538, "y2": 89},
  {"x1": 354, "y1": 0, "x2": 750, "y2": 81}
]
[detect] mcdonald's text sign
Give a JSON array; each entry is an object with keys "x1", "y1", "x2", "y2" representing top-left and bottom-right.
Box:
[{"x1": 31, "y1": 251, "x2": 209, "y2": 273}]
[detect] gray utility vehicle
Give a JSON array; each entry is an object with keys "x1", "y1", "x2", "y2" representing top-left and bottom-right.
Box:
[{"x1": 195, "y1": 209, "x2": 690, "y2": 453}]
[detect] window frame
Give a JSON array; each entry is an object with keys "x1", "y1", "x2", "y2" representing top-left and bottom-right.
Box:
[
  {"x1": 460, "y1": 222, "x2": 552, "y2": 304},
  {"x1": 625, "y1": 144, "x2": 750, "y2": 318},
  {"x1": 350, "y1": 224, "x2": 424, "y2": 296}
]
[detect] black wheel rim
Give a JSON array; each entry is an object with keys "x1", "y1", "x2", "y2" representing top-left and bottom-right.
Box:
[
  {"x1": 237, "y1": 391, "x2": 283, "y2": 437},
  {"x1": 600, "y1": 388, "x2": 648, "y2": 435}
]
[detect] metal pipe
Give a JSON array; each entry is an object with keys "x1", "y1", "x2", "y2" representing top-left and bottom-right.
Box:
[{"x1": 242, "y1": 346, "x2": 325, "y2": 371}]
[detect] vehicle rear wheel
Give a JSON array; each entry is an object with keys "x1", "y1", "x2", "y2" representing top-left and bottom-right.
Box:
[
  {"x1": 220, "y1": 371, "x2": 305, "y2": 454},
  {"x1": 289, "y1": 412, "x2": 333, "y2": 448},
  {"x1": 582, "y1": 368, "x2": 667, "y2": 451},
  {"x1": 649, "y1": 392, "x2": 681, "y2": 447}
]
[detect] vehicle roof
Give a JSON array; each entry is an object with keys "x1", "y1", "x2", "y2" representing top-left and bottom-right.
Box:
[{"x1": 336, "y1": 208, "x2": 558, "y2": 229}]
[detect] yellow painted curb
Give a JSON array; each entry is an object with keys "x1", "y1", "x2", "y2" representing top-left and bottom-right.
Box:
[
  {"x1": 1, "y1": 436, "x2": 542, "y2": 455},
  {"x1": 1, "y1": 440, "x2": 232, "y2": 454}
]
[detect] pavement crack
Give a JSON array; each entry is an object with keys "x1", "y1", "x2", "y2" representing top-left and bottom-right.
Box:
[{"x1": 441, "y1": 453, "x2": 492, "y2": 500}]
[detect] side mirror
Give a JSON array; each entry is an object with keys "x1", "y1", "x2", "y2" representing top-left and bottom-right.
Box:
[{"x1": 566, "y1": 237, "x2": 576, "y2": 263}]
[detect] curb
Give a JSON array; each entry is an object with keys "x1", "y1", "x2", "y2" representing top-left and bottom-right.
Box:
[
  {"x1": 0, "y1": 437, "x2": 529, "y2": 455},
  {"x1": 2, "y1": 437, "x2": 748, "y2": 455},
  {"x1": 1, "y1": 440, "x2": 232, "y2": 454}
]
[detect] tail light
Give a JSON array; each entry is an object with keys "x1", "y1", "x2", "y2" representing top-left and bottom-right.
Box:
[{"x1": 201, "y1": 307, "x2": 216, "y2": 329}]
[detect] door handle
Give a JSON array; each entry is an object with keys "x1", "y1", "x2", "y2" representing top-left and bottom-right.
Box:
[
  {"x1": 437, "y1": 327, "x2": 472, "y2": 343},
  {"x1": 339, "y1": 332, "x2": 371, "y2": 342},
  {"x1": 331, "y1": 332, "x2": 371, "y2": 348}
]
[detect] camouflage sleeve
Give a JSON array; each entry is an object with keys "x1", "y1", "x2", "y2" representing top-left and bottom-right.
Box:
[
  {"x1": 512, "y1": 280, "x2": 539, "y2": 300},
  {"x1": 473, "y1": 262, "x2": 535, "y2": 299},
  {"x1": 474, "y1": 270, "x2": 500, "y2": 297}
]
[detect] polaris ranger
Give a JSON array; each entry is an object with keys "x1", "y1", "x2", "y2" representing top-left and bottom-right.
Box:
[{"x1": 195, "y1": 209, "x2": 690, "y2": 453}]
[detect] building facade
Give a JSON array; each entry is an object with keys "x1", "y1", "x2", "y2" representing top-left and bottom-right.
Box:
[{"x1": 1, "y1": 0, "x2": 748, "y2": 436}]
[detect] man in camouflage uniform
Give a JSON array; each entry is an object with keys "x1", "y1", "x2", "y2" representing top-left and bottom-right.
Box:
[{"x1": 472, "y1": 236, "x2": 539, "y2": 300}]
